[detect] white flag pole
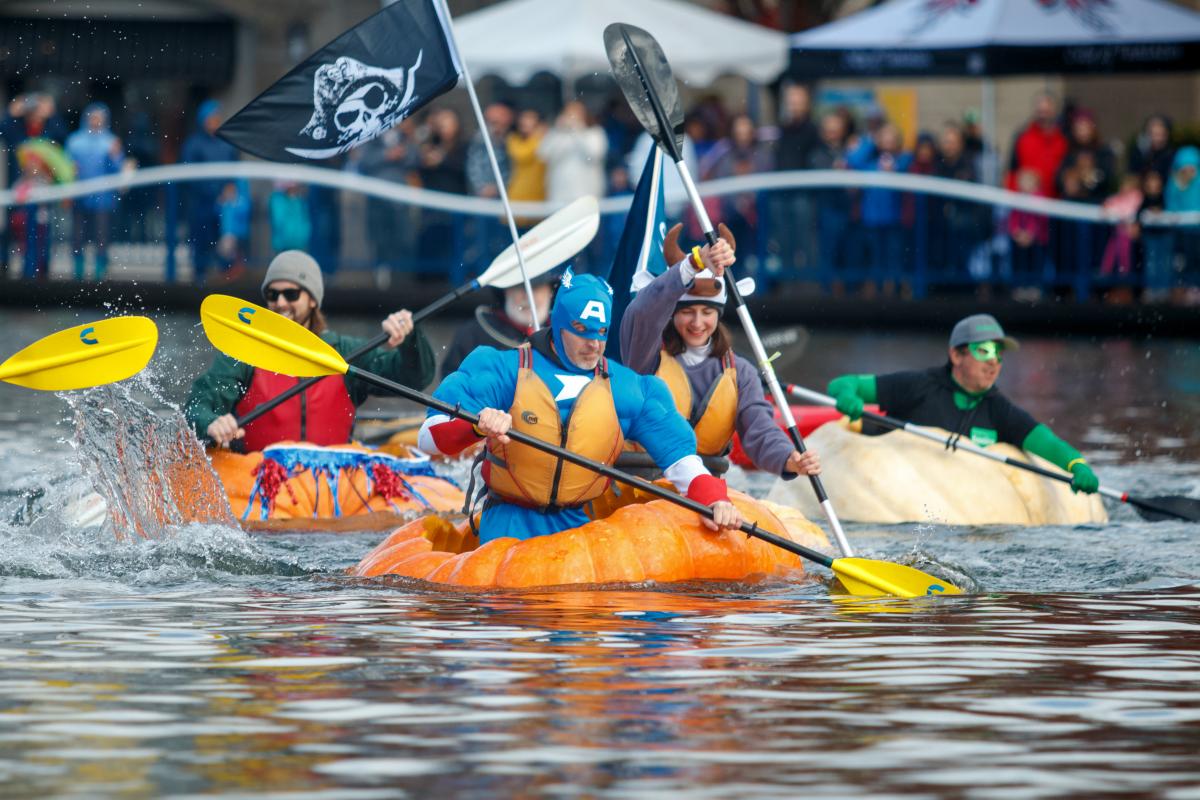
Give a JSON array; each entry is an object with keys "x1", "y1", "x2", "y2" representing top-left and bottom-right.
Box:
[{"x1": 434, "y1": 0, "x2": 540, "y2": 331}]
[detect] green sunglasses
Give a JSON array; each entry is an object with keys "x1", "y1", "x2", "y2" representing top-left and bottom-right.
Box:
[{"x1": 968, "y1": 340, "x2": 1003, "y2": 363}]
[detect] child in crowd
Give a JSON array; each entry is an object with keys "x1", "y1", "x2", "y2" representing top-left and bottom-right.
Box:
[
  {"x1": 1167, "y1": 146, "x2": 1200, "y2": 304},
  {"x1": 1099, "y1": 173, "x2": 1143, "y2": 279},
  {"x1": 269, "y1": 181, "x2": 311, "y2": 255},
  {"x1": 1138, "y1": 169, "x2": 1172, "y2": 303},
  {"x1": 11, "y1": 141, "x2": 61, "y2": 280},
  {"x1": 1008, "y1": 167, "x2": 1050, "y2": 300},
  {"x1": 215, "y1": 180, "x2": 250, "y2": 281}
]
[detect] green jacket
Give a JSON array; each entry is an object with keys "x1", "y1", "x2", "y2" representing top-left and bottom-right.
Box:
[{"x1": 185, "y1": 328, "x2": 435, "y2": 440}]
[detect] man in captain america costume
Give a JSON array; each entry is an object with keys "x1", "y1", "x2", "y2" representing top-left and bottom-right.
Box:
[{"x1": 418, "y1": 267, "x2": 743, "y2": 544}]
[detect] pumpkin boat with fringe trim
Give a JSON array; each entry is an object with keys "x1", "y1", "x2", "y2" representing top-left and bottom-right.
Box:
[
  {"x1": 210, "y1": 442, "x2": 464, "y2": 531},
  {"x1": 350, "y1": 488, "x2": 828, "y2": 588}
]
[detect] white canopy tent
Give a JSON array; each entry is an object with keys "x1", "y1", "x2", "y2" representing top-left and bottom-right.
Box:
[
  {"x1": 452, "y1": 0, "x2": 789, "y2": 87},
  {"x1": 788, "y1": 0, "x2": 1200, "y2": 182}
]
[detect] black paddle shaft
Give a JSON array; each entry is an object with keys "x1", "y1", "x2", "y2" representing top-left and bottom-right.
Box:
[
  {"x1": 231, "y1": 280, "x2": 478, "y2": 431},
  {"x1": 344, "y1": 365, "x2": 836, "y2": 569}
]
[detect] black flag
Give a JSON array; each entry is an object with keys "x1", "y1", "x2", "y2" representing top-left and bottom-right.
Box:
[{"x1": 218, "y1": 0, "x2": 461, "y2": 162}]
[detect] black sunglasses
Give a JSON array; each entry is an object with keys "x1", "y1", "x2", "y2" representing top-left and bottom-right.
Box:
[{"x1": 264, "y1": 288, "x2": 303, "y2": 303}]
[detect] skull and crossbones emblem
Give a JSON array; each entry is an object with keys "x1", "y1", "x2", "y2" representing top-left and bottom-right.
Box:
[{"x1": 290, "y1": 52, "x2": 423, "y2": 158}]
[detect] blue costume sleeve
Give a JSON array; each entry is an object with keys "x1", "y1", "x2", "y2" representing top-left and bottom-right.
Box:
[{"x1": 429, "y1": 346, "x2": 518, "y2": 417}]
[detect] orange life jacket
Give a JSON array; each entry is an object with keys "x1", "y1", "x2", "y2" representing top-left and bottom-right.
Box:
[
  {"x1": 234, "y1": 369, "x2": 356, "y2": 453},
  {"x1": 485, "y1": 345, "x2": 624, "y2": 510},
  {"x1": 655, "y1": 349, "x2": 739, "y2": 457}
]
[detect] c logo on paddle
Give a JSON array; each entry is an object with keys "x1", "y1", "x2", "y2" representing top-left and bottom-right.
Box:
[
  {"x1": 238, "y1": 307, "x2": 256, "y2": 325},
  {"x1": 79, "y1": 326, "x2": 98, "y2": 346},
  {"x1": 926, "y1": 584, "x2": 946, "y2": 595},
  {"x1": 522, "y1": 411, "x2": 538, "y2": 425}
]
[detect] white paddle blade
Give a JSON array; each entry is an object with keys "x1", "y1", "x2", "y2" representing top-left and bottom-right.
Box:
[{"x1": 483, "y1": 196, "x2": 600, "y2": 289}]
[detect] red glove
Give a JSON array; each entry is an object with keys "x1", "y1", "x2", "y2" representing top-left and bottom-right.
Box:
[{"x1": 686, "y1": 474, "x2": 728, "y2": 507}]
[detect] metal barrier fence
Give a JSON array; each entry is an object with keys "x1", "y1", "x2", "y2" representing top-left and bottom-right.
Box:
[{"x1": 2, "y1": 162, "x2": 1198, "y2": 299}]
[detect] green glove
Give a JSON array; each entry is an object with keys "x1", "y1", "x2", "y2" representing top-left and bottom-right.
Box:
[
  {"x1": 1070, "y1": 461, "x2": 1099, "y2": 494},
  {"x1": 834, "y1": 391, "x2": 865, "y2": 421},
  {"x1": 827, "y1": 374, "x2": 875, "y2": 422}
]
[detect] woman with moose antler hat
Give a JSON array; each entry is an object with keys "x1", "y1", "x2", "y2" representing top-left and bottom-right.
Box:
[{"x1": 618, "y1": 223, "x2": 821, "y2": 481}]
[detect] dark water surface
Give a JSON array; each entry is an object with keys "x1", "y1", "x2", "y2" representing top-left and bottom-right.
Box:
[{"x1": 1, "y1": 308, "x2": 1198, "y2": 799}]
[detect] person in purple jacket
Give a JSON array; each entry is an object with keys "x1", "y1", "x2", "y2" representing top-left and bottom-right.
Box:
[{"x1": 619, "y1": 224, "x2": 821, "y2": 480}]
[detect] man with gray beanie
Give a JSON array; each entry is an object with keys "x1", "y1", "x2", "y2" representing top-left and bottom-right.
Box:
[
  {"x1": 825, "y1": 314, "x2": 1098, "y2": 494},
  {"x1": 186, "y1": 250, "x2": 434, "y2": 451}
]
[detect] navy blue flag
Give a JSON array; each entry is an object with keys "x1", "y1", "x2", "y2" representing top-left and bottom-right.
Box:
[
  {"x1": 604, "y1": 146, "x2": 667, "y2": 362},
  {"x1": 218, "y1": 0, "x2": 461, "y2": 162}
]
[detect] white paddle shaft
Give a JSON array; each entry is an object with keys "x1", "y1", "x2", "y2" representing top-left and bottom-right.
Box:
[
  {"x1": 672, "y1": 158, "x2": 854, "y2": 558},
  {"x1": 436, "y1": 0, "x2": 539, "y2": 331}
]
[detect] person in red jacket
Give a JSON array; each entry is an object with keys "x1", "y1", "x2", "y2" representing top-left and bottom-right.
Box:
[
  {"x1": 186, "y1": 250, "x2": 434, "y2": 450},
  {"x1": 1006, "y1": 92, "x2": 1068, "y2": 198}
]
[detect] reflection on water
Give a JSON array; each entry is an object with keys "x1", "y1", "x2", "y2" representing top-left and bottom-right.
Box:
[
  {"x1": 0, "y1": 585, "x2": 1198, "y2": 798},
  {"x1": 0, "y1": 310, "x2": 1197, "y2": 797}
]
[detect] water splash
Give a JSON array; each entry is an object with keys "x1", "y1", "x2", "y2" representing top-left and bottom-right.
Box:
[
  {"x1": 0, "y1": 517, "x2": 310, "y2": 583},
  {"x1": 0, "y1": 371, "x2": 314, "y2": 583},
  {"x1": 61, "y1": 373, "x2": 236, "y2": 540}
]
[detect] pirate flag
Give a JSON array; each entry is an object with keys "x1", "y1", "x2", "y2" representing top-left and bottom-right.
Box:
[
  {"x1": 602, "y1": 146, "x2": 667, "y2": 362},
  {"x1": 218, "y1": 0, "x2": 461, "y2": 162}
]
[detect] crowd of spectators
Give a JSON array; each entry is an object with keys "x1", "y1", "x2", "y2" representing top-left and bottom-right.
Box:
[
  {"x1": 340, "y1": 87, "x2": 1200, "y2": 305},
  {"x1": 3, "y1": 87, "x2": 1199, "y2": 304}
]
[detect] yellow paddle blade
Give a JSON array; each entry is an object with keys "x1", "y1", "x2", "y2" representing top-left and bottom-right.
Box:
[
  {"x1": 199, "y1": 295, "x2": 348, "y2": 378},
  {"x1": 831, "y1": 557, "x2": 963, "y2": 598},
  {"x1": 0, "y1": 316, "x2": 157, "y2": 391}
]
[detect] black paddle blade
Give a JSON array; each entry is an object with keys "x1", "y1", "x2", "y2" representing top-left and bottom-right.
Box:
[
  {"x1": 1130, "y1": 495, "x2": 1200, "y2": 523},
  {"x1": 603, "y1": 23, "x2": 684, "y2": 160}
]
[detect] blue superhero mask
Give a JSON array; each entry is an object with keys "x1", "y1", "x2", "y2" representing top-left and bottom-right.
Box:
[{"x1": 550, "y1": 267, "x2": 613, "y2": 373}]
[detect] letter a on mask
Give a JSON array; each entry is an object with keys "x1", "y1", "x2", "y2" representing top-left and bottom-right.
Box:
[{"x1": 580, "y1": 301, "x2": 607, "y2": 323}]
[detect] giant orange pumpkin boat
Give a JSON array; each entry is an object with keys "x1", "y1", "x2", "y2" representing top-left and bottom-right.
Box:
[{"x1": 350, "y1": 488, "x2": 828, "y2": 588}]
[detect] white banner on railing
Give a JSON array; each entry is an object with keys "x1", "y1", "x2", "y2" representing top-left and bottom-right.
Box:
[{"x1": 1, "y1": 161, "x2": 1197, "y2": 227}]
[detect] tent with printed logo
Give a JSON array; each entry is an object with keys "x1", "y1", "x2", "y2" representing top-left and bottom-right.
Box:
[
  {"x1": 788, "y1": 0, "x2": 1200, "y2": 181},
  {"x1": 789, "y1": 0, "x2": 1200, "y2": 79}
]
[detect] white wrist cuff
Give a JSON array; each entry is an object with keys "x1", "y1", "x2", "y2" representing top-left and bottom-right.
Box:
[{"x1": 664, "y1": 454, "x2": 707, "y2": 494}]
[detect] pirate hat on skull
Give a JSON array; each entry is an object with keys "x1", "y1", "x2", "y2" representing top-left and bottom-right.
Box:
[{"x1": 299, "y1": 53, "x2": 423, "y2": 153}]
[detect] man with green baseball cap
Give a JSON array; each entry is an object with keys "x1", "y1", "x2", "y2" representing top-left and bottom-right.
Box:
[{"x1": 826, "y1": 314, "x2": 1098, "y2": 494}]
